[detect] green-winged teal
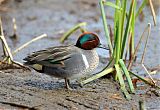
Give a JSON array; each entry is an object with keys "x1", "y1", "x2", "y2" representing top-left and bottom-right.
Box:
[{"x1": 24, "y1": 32, "x2": 100, "y2": 89}]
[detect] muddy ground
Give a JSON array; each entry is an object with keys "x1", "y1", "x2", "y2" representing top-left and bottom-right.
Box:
[{"x1": 0, "y1": 0, "x2": 160, "y2": 109}]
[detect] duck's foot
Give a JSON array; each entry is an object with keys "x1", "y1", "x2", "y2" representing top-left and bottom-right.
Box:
[{"x1": 64, "y1": 78, "x2": 72, "y2": 90}]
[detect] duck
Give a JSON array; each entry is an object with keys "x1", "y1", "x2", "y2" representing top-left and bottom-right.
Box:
[{"x1": 23, "y1": 32, "x2": 100, "y2": 89}]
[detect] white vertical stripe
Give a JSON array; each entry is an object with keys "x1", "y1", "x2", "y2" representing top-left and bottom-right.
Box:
[{"x1": 82, "y1": 54, "x2": 89, "y2": 69}]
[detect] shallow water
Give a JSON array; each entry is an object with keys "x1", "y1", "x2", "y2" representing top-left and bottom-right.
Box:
[{"x1": 1, "y1": 0, "x2": 160, "y2": 76}]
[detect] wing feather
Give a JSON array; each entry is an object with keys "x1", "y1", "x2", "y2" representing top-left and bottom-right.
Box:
[{"x1": 24, "y1": 45, "x2": 77, "y2": 67}]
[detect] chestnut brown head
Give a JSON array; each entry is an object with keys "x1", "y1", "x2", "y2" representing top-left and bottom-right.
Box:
[{"x1": 76, "y1": 32, "x2": 100, "y2": 50}]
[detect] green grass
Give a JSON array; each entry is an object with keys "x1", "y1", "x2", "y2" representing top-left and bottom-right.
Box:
[
  {"x1": 60, "y1": 0, "x2": 159, "y2": 99},
  {"x1": 80, "y1": 0, "x2": 155, "y2": 99},
  {"x1": 60, "y1": 22, "x2": 87, "y2": 43}
]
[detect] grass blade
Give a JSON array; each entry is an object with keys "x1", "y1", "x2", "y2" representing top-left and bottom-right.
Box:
[
  {"x1": 120, "y1": 0, "x2": 127, "y2": 39},
  {"x1": 129, "y1": 71, "x2": 160, "y2": 89},
  {"x1": 13, "y1": 34, "x2": 47, "y2": 55},
  {"x1": 115, "y1": 10, "x2": 122, "y2": 64},
  {"x1": 112, "y1": 0, "x2": 121, "y2": 65},
  {"x1": 130, "y1": 0, "x2": 136, "y2": 59},
  {"x1": 135, "y1": 0, "x2": 147, "y2": 18},
  {"x1": 60, "y1": 22, "x2": 87, "y2": 43},
  {"x1": 80, "y1": 67, "x2": 115, "y2": 86},
  {"x1": 121, "y1": 0, "x2": 135, "y2": 58},
  {"x1": 0, "y1": 18, "x2": 13, "y2": 61},
  {"x1": 119, "y1": 59, "x2": 135, "y2": 93},
  {"x1": 103, "y1": 1, "x2": 121, "y2": 10},
  {"x1": 99, "y1": 0, "x2": 113, "y2": 54},
  {"x1": 115, "y1": 64, "x2": 131, "y2": 100}
]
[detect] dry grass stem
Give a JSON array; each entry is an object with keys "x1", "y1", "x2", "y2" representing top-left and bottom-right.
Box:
[
  {"x1": 10, "y1": 18, "x2": 18, "y2": 39},
  {"x1": 140, "y1": 24, "x2": 155, "y2": 85},
  {"x1": 0, "y1": 18, "x2": 45, "y2": 70},
  {"x1": 12, "y1": 61, "x2": 30, "y2": 71},
  {"x1": 141, "y1": 23, "x2": 151, "y2": 64},
  {"x1": 13, "y1": 18, "x2": 17, "y2": 34},
  {"x1": 142, "y1": 64, "x2": 156, "y2": 86},
  {"x1": 0, "y1": 34, "x2": 13, "y2": 60},
  {"x1": 148, "y1": 0, "x2": 156, "y2": 26},
  {"x1": 11, "y1": 17, "x2": 18, "y2": 39},
  {"x1": 127, "y1": 25, "x2": 149, "y2": 70},
  {"x1": 13, "y1": 34, "x2": 47, "y2": 55},
  {"x1": 0, "y1": 17, "x2": 8, "y2": 56}
]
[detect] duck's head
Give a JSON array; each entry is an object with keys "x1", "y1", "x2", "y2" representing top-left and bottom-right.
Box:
[{"x1": 76, "y1": 32, "x2": 100, "y2": 50}]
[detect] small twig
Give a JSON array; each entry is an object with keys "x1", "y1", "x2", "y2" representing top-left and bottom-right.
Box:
[
  {"x1": 139, "y1": 24, "x2": 156, "y2": 85},
  {"x1": 0, "y1": 35, "x2": 13, "y2": 61},
  {"x1": 10, "y1": 18, "x2": 18, "y2": 39},
  {"x1": 12, "y1": 34, "x2": 47, "y2": 55},
  {"x1": 141, "y1": 23, "x2": 151, "y2": 64},
  {"x1": 12, "y1": 60, "x2": 30, "y2": 71},
  {"x1": 0, "y1": 17, "x2": 4, "y2": 37},
  {"x1": 142, "y1": 64, "x2": 156, "y2": 86},
  {"x1": 148, "y1": 0, "x2": 156, "y2": 26},
  {"x1": 128, "y1": 24, "x2": 149, "y2": 70},
  {"x1": 13, "y1": 18, "x2": 17, "y2": 35},
  {"x1": 0, "y1": 17, "x2": 13, "y2": 62},
  {"x1": 0, "y1": 17, "x2": 8, "y2": 57},
  {"x1": 129, "y1": 71, "x2": 160, "y2": 89}
]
